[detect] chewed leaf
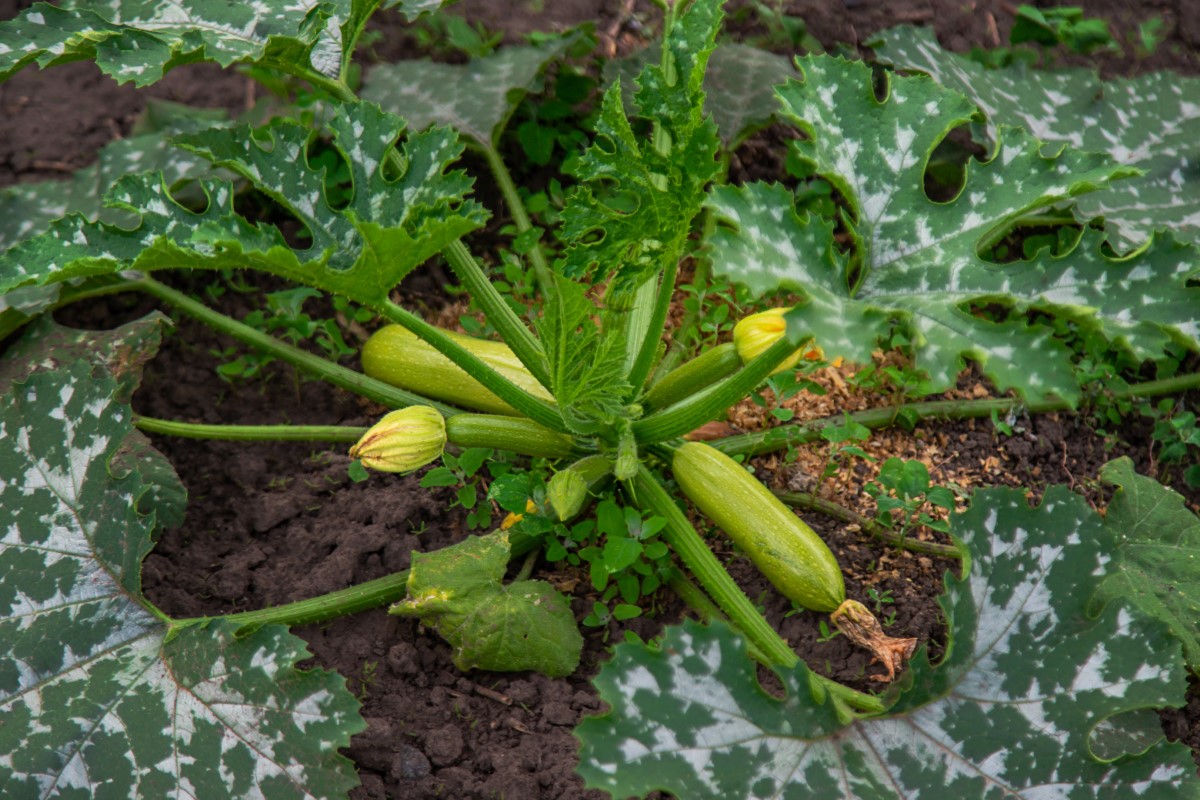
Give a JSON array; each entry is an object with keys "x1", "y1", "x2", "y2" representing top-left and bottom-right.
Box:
[
  {"x1": 0, "y1": 102, "x2": 486, "y2": 308},
  {"x1": 0, "y1": 1, "x2": 337, "y2": 85},
  {"x1": 871, "y1": 25, "x2": 1200, "y2": 249},
  {"x1": 390, "y1": 533, "x2": 583, "y2": 677},
  {"x1": 1092, "y1": 457, "x2": 1200, "y2": 666},
  {"x1": 705, "y1": 56, "x2": 1200, "y2": 405},
  {"x1": 363, "y1": 32, "x2": 584, "y2": 147},
  {"x1": 576, "y1": 486, "x2": 1197, "y2": 799},
  {"x1": 558, "y1": 0, "x2": 722, "y2": 291},
  {"x1": 0, "y1": 360, "x2": 364, "y2": 798}
]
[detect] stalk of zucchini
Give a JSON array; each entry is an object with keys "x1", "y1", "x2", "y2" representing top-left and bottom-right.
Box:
[
  {"x1": 672, "y1": 441, "x2": 917, "y2": 681},
  {"x1": 362, "y1": 324, "x2": 553, "y2": 416},
  {"x1": 445, "y1": 413, "x2": 576, "y2": 459}
]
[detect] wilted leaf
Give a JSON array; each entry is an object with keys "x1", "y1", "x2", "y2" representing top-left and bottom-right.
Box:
[
  {"x1": 705, "y1": 56, "x2": 1200, "y2": 405},
  {"x1": 577, "y1": 486, "x2": 1196, "y2": 799},
  {"x1": 0, "y1": 358, "x2": 364, "y2": 798},
  {"x1": 870, "y1": 25, "x2": 1200, "y2": 249},
  {"x1": 390, "y1": 532, "x2": 583, "y2": 677},
  {"x1": 1092, "y1": 457, "x2": 1200, "y2": 666},
  {"x1": 362, "y1": 32, "x2": 585, "y2": 147}
]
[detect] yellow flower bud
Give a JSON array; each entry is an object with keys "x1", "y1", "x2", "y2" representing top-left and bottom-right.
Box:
[
  {"x1": 350, "y1": 406, "x2": 446, "y2": 473},
  {"x1": 733, "y1": 307, "x2": 822, "y2": 375}
]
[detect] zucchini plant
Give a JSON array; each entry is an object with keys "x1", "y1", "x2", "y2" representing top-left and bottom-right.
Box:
[{"x1": 1, "y1": 0, "x2": 1199, "y2": 798}]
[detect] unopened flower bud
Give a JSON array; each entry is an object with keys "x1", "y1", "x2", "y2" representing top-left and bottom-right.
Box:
[
  {"x1": 548, "y1": 468, "x2": 589, "y2": 522},
  {"x1": 350, "y1": 406, "x2": 446, "y2": 473},
  {"x1": 733, "y1": 307, "x2": 823, "y2": 375}
]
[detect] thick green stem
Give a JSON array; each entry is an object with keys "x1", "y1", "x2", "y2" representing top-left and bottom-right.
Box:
[
  {"x1": 135, "y1": 416, "x2": 368, "y2": 443},
  {"x1": 630, "y1": 465, "x2": 797, "y2": 667},
  {"x1": 627, "y1": 260, "x2": 679, "y2": 397},
  {"x1": 135, "y1": 277, "x2": 461, "y2": 416},
  {"x1": 711, "y1": 371, "x2": 1200, "y2": 457},
  {"x1": 381, "y1": 299, "x2": 567, "y2": 433},
  {"x1": 652, "y1": 221, "x2": 714, "y2": 384},
  {"x1": 773, "y1": 490, "x2": 962, "y2": 559},
  {"x1": 171, "y1": 528, "x2": 543, "y2": 629},
  {"x1": 478, "y1": 144, "x2": 555, "y2": 300},
  {"x1": 442, "y1": 238, "x2": 552, "y2": 389},
  {"x1": 669, "y1": 571, "x2": 885, "y2": 715},
  {"x1": 633, "y1": 335, "x2": 796, "y2": 442}
]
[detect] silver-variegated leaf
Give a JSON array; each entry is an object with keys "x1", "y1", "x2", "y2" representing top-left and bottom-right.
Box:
[
  {"x1": 0, "y1": 359, "x2": 364, "y2": 799},
  {"x1": 0, "y1": 102, "x2": 486, "y2": 309},
  {"x1": 576, "y1": 486, "x2": 1198, "y2": 799},
  {"x1": 705, "y1": 56, "x2": 1200, "y2": 405},
  {"x1": 362, "y1": 32, "x2": 583, "y2": 147},
  {"x1": 870, "y1": 25, "x2": 1200, "y2": 249}
]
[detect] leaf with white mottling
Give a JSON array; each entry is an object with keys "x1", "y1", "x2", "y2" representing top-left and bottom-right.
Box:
[
  {"x1": 576, "y1": 486, "x2": 1198, "y2": 799},
  {"x1": 0, "y1": 102, "x2": 486, "y2": 309},
  {"x1": 362, "y1": 32, "x2": 585, "y2": 147},
  {"x1": 1092, "y1": 457, "x2": 1200, "y2": 667},
  {"x1": 871, "y1": 25, "x2": 1200, "y2": 249},
  {"x1": 705, "y1": 56, "x2": 1200, "y2": 405},
  {"x1": 0, "y1": 0, "x2": 342, "y2": 85},
  {"x1": 0, "y1": 360, "x2": 364, "y2": 799}
]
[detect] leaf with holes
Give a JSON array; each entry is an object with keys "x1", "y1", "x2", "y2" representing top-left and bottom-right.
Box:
[
  {"x1": 705, "y1": 56, "x2": 1200, "y2": 405},
  {"x1": 0, "y1": 332, "x2": 364, "y2": 797},
  {"x1": 558, "y1": 0, "x2": 722, "y2": 292},
  {"x1": 362, "y1": 31, "x2": 585, "y2": 147},
  {"x1": 576, "y1": 485, "x2": 1198, "y2": 799},
  {"x1": 0, "y1": 102, "x2": 486, "y2": 309},
  {"x1": 1091, "y1": 456, "x2": 1200, "y2": 667},
  {"x1": 870, "y1": 25, "x2": 1200, "y2": 250}
]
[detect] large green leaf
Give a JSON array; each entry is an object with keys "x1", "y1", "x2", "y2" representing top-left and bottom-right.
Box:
[
  {"x1": 576, "y1": 486, "x2": 1197, "y2": 799},
  {"x1": 870, "y1": 25, "x2": 1200, "y2": 250},
  {"x1": 390, "y1": 532, "x2": 583, "y2": 677},
  {"x1": 362, "y1": 32, "x2": 584, "y2": 147},
  {"x1": 0, "y1": 102, "x2": 486, "y2": 308},
  {"x1": 557, "y1": 0, "x2": 723, "y2": 291},
  {"x1": 0, "y1": 349, "x2": 364, "y2": 796},
  {"x1": 0, "y1": 0, "x2": 453, "y2": 86},
  {"x1": 705, "y1": 56, "x2": 1200, "y2": 405},
  {"x1": 1092, "y1": 457, "x2": 1200, "y2": 667}
]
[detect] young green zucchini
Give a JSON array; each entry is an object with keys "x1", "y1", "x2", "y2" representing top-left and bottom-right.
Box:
[
  {"x1": 362, "y1": 324, "x2": 553, "y2": 416},
  {"x1": 672, "y1": 441, "x2": 845, "y2": 612}
]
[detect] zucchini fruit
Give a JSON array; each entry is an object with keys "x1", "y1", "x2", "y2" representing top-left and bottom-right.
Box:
[
  {"x1": 362, "y1": 324, "x2": 553, "y2": 416},
  {"x1": 672, "y1": 441, "x2": 845, "y2": 612}
]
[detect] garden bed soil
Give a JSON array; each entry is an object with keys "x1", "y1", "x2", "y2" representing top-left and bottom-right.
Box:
[{"x1": 4, "y1": 0, "x2": 1200, "y2": 798}]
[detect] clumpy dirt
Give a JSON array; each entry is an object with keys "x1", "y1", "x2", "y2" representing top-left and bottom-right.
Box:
[{"x1": 7, "y1": 0, "x2": 1200, "y2": 797}]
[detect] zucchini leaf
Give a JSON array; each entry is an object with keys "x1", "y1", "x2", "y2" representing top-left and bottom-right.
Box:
[
  {"x1": 390, "y1": 532, "x2": 583, "y2": 678},
  {"x1": 1092, "y1": 457, "x2": 1200, "y2": 667},
  {"x1": 870, "y1": 26, "x2": 1200, "y2": 250},
  {"x1": 576, "y1": 485, "x2": 1197, "y2": 799},
  {"x1": 0, "y1": 0, "x2": 452, "y2": 86},
  {"x1": 362, "y1": 31, "x2": 586, "y2": 148},
  {"x1": 0, "y1": 320, "x2": 364, "y2": 799},
  {"x1": 705, "y1": 56, "x2": 1200, "y2": 405},
  {"x1": 607, "y1": 42, "x2": 795, "y2": 148},
  {"x1": 537, "y1": 276, "x2": 631, "y2": 434},
  {"x1": 0, "y1": 102, "x2": 486, "y2": 309},
  {"x1": 557, "y1": 0, "x2": 722, "y2": 292}
]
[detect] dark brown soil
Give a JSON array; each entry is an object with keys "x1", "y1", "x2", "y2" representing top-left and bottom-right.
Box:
[{"x1": 5, "y1": 0, "x2": 1199, "y2": 798}]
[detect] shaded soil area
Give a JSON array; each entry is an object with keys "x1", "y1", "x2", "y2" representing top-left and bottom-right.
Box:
[{"x1": 4, "y1": 0, "x2": 1200, "y2": 798}]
